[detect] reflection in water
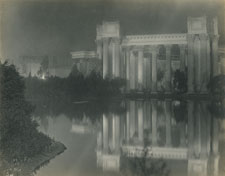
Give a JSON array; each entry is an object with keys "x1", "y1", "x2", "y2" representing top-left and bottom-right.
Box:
[
  {"x1": 34, "y1": 99, "x2": 225, "y2": 176},
  {"x1": 96, "y1": 100, "x2": 222, "y2": 176}
]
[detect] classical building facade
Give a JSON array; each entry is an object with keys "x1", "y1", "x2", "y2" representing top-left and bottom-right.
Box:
[{"x1": 95, "y1": 16, "x2": 221, "y2": 93}]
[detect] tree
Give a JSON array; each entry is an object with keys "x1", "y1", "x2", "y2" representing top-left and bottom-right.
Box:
[
  {"x1": 173, "y1": 69, "x2": 187, "y2": 93},
  {"x1": 0, "y1": 62, "x2": 51, "y2": 163},
  {"x1": 207, "y1": 74, "x2": 225, "y2": 94}
]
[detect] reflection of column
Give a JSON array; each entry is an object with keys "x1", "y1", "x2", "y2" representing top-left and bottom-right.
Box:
[
  {"x1": 165, "y1": 101, "x2": 172, "y2": 147},
  {"x1": 151, "y1": 100, "x2": 157, "y2": 146},
  {"x1": 165, "y1": 45, "x2": 172, "y2": 92},
  {"x1": 126, "y1": 48, "x2": 130, "y2": 91},
  {"x1": 103, "y1": 114, "x2": 109, "y2": 152},
  {"x1": 113, "y1": 115, "x2": 120, "y2": 153},
  {"x1": 138, "y1": 49, "x2": 144, "y2": 91},
  {"x1": 212, "y1": 118, "x2": 219, "y2": 155},
  {"x1": 194, "y1": 103, "x2": 201, "y2": 157},
  {"x1": 180, "y1": 45, "x2": 186, "y2": 71},
  {"x1": 187, "y1": 35, "x2": 194, "y2": 93},
  {"x1": 179, "y1": 123, "x2": 186, "y2": 147},
  {"x1": 130, "y1": 101, "x2": 136, "y2": 138},
  {"x1": 188, "y1": 101, "x2": 194, "y2": 157},
  {"x1": 130, "y1": 51, "x2": 136, "y2": 90},
  {"x1": 126, "y1": 106, "x2": 130, "y2": 143},
  {"x1": 138, "y1": 102, "x2": 144, "y2": 143},
  {"x1": 103, "y1": 38, "x2": 109, "y2": 79},
  {"x1": 96, "y1": 40, "x2": 102, "y2": 60},
  {"x1": 151, "y1": 47, "x2": 157, "y2": 93},
  {"x1": 212, "y1": 35, "x2": 219, "y2": 77}
]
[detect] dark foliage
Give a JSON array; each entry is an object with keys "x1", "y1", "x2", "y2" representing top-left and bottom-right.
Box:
[
  {"x1": 207, "y1": 74, "x2": 225, "y2": 94},
  {"x1": 25, "y1": 70, "x2": 126, "y2": 103},
  {"x1": 173, "y1": 69, "x2": 187, "y2": 93},
  {"x1": 0, "y1": 62, "x2": 52, "y2": 164}
]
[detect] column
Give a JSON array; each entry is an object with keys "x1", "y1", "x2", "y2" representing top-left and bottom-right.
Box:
[
  {"x1": 112, "y1": 39, "x2": 116, "y2": 78},
  {"x1": 126, "y1": 48, "x2": 130, "y2": 91},
  {"x1": 200, "y1": 34, "x2": 208, "y2": 93},
  {"x1": 151, "y1": 46, "x2": 158, "y2": 93},
  {"x1": 151, "y1": 100, "x2": 157, "y2": 146},
  {"x1": 165, "y1": 45, "x2": 172, "y2": 92},
  {"x1": 143, "y1": 57, "x2": 147, "y2": 89},
  {"x1": 138, "y1": 48, "x2": 144, "y2": 91},
  {"x1": 212, "y1": 35, "x2": 219, "y2": 77},
  {"x1": 103, "y1": 114, "x2": 109, "y2": 153},
  {"x1": 138, "y1": 102, "x2": 144, "y2": 144},
  {"x1": 103, "y1": 38, "x2": 109, "y2": 79},
  {"x1": 180, "y1": 44, "x2": 186, "y2": 71},
  {"x1": 165, "y1": 100, "x2": 172, "y2": 147},
  {"x1": 115, "y1": 38, "x2": 120, "y2": 77},
  {"x1": 206, "y1": 37, "x2": 211, "y2": 79},
  {"x1": 130, "y1": 50, "x2": 136, "y2": 90},
  {"x1": 187, "y1": 35, "x2": 194, "y2": 93},
  {"x1": 96, "y1": 40, "x2": 102, "y2": 60},
  {"x1": 194, "y1": 35, "x2": 201, "y2": 92}
]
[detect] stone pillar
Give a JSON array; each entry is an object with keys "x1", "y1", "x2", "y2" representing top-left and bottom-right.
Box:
[
  {"x1": 103, "y1": 114, "x2": 109, "y2": 153},
  {"x1": 138, "y1": 102, "x2": 144, "y2": 144},
  {"x1": 138, "y1": 48, "x2": 144, "y2": 91},
  {"x1": 187, "y1": 35, "x2": 194, "y2": 93},
  {"x1": 126, "y1": 48, "x2": 130, "y2": 91},
  {"x1": 180, "y1": 44, "x2": 186, "y2": 71},
  {"x1": 103, "y1": 38, "x2": 109, "y2": 79},
  {"x1": 143, "y1": 57, "x2": 147, "y2": 89},
  {"x1": 165, "y1": 45, "x2": 172, "y2": 92},
  {"x1": 96, "y1": 40, "x2": 102, "y2": 60},
  {"x1": 115, "y1": 38, "x2": 120, "y2": 77},
  {"x1": 151, "y1": 100, "x2": 157, "y2": 146},
  {"x1": 194, "y1": 35, "x2": 201, "y2": 92},
  {"x1": 130, "y1": 50, "x2": 136, "y2": 90},
  {"x1": 200, "y1": 34, "x2": 208, "y2": 93},
  {"x1": 212, "y1": 35, "x2": 219, "y2": 77},
  {"x1": 112, "y1": 38, "x2": 120, "y2": 78},
  {"x1": 151, "y1": 46, "x2": 158, "y2": 93},
  {"x1": 165, "y1": 100, "x2": 172, "y2": 147},
  {"x1": 206, "y1": 37, "x2": 211, "y2": 79}
]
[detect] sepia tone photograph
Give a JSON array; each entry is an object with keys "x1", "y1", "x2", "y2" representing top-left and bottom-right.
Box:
[{"x1": 0, "y1": 0, "x2": 225, "y2": 176}]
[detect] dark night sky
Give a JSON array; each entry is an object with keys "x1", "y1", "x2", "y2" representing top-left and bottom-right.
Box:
[{"x1": 1, "y1": 0, "x2": 225, "y2": 61}]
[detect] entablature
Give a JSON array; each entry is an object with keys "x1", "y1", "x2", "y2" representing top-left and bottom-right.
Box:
[{"x1": 122, "y1": 34, "x2": 188, "y2": 46}]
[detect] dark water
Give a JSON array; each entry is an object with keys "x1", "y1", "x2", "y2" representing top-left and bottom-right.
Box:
[{"x1": 35, "y1": 99, "x2": 225, "y2": 176}]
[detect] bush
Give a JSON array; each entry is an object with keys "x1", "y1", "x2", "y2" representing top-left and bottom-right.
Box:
[
  {"x1": 207, "y1": 74, "x2": 225, "y2": 94},
  {"x1": 0, "y1": 62, "x2": 51, "y2": 163}
]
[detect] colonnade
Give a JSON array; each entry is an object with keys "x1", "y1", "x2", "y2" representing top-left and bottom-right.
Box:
[{"x1": 124, "y1": 44, "x2": 186, "y2": 93}]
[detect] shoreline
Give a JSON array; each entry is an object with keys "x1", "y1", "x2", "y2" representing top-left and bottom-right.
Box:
[{"x1": 19, "y1": 141, "x2": 66, "y2": 176}]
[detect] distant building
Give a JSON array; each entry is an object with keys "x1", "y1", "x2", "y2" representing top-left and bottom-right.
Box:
[
  {"x1": 70, "y1": 51, "x2": 102, "y2": 77},
  {"x1": 18, "y1": 55, "x2": 72, "y2": 78}
]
